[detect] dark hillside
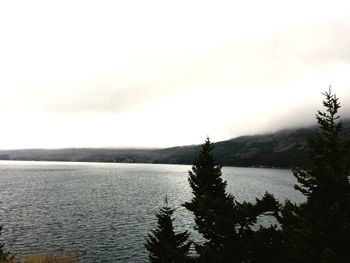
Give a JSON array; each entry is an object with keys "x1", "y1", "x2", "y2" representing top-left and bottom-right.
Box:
[{"x1": 0, "y1": 120, "x2": 349, "y2": 168}]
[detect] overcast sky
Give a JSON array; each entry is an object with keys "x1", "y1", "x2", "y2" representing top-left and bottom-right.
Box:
[{"x1": 0, "y1": 0, "x2": 349, "y2": 149}]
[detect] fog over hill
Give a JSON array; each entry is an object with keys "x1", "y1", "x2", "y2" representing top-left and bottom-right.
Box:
[{"x1": 0, "y1": 120, "x2": 349, "y2": 168}]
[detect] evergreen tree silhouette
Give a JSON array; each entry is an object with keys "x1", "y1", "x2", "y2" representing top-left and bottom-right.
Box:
[
  {"x1": 280, "y1": 88, "x2": 350, "y2": 262},
  {"x1": 183, "y1": 137, "x2": 240, "y2": 262},
  {"x1": 183, "y1": 138, "x2": 281, "y2": 262},
  {"x1": 145, "y1": 197, "x2": 191, "y2": 263}
]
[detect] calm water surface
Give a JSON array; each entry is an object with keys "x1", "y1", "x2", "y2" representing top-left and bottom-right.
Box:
[{"x1": 0, "y1": 161, "x2": 304, "y2": 262}]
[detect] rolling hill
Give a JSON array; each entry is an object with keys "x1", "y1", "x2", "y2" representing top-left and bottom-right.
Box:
[{"x1": 0, "y1": 120, "x2": 349, "y2": 168}]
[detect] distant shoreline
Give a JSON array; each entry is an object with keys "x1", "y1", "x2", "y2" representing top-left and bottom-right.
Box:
[
  {"x1": 0, "y1": 120, "x2": 348, "y2": 170},
  {"x1": 0, "y1": 159, "x2": 291, "y2": 170}
]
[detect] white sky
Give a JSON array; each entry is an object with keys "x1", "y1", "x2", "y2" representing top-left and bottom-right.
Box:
[{"x1": 0, "y1": 0, "x2": 350, "y2": 149}]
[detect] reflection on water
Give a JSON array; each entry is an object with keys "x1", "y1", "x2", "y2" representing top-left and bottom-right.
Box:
[{"x1": 0, "y1": 161, "x2": 304, "y2": 262}]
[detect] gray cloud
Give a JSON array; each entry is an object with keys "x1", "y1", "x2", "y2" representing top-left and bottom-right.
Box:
[
  {"x1": 13, "y1": 85, "x2": 169, "y2": 114},
  {"x1": 53, "y1": 86, "x2": 157, "y2": 113},
  {"x1": 266, "y1": 23, "x2": 350, "y2": 65},
  {"x1": 1, "y1": 1, "x2": 350, "y2": 148}
]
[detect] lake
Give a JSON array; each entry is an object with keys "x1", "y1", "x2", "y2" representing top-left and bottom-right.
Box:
[{"x1": 0, "y1": 161, "x2": 304, "y2": 262}]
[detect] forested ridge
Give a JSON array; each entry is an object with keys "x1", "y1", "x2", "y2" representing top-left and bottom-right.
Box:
[{"x1": 0, "y1": 120, "x2": 349, "y2": 168}]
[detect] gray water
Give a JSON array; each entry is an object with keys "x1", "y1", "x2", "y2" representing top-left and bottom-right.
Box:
[{"x1": 0, "y1": 161, "x2": 304, "y2": 262}]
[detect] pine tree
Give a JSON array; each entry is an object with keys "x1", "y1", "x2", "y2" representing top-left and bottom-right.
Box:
[
  {"x1": 294, "y1": 88, "x2": 348, "y2": 206},
  {"x1": 145, "y1": 197, "x2": 191, "y2": 263},
  {"x1": 280, "y1": 88, "x2": 350, "y2": 262},
  {"x1": 183, "y1": 138, "x2": 281, "y2": 262},
  {"x1": 0, "y1": 226, "x2": 14, "y2": 262},
  {"x1": 183, "y1": 137, "x2": 240, "y2": 262}
]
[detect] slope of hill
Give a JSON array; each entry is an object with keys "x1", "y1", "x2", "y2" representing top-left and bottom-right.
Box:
[{"x1": 0, "y1": 120, "x2": 349, "y2": 168}]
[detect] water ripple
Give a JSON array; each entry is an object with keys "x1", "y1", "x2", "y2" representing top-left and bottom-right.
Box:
[{"x1": 0, "y1": 162, "x2": 304, "y2": 262}]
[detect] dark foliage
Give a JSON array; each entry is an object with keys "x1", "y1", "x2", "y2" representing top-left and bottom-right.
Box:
[
  {"x1": 145, "y1": 197, "x2": 192, "y2": 263},
  {"x1": 0, "y1": 226, "x2": 14, "y2": 262},
  {"x1": 183, "y1": 138, "x2": 282, "y2": 262},
  {"x1": 183, "y1": 137, "x2": 241, "y2": 262},
  {"x1": 279, "y1": 88, "x2": 350, "y2": 263}
]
